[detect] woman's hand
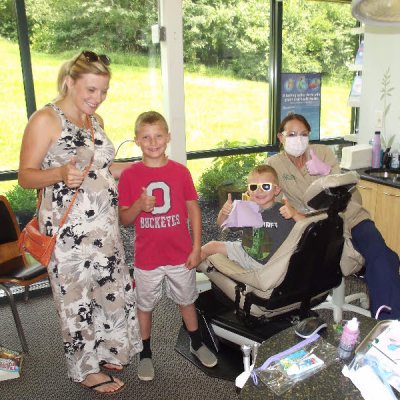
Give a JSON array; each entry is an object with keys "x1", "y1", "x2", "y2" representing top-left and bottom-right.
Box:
[
  {"x1": 61, "y1": 158, "x2": 85, "y2": 188},
  {"x1": 306, "y1": 149, "x2": 331, "y2": 176}
]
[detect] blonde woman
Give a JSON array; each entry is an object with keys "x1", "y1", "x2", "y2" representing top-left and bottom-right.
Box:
[{"x1": 19, "y1": 51, "x2": 142, "y2": 394}]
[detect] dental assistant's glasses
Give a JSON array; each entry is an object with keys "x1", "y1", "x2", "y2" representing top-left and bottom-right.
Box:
[{"x1": 282, "y1": 130, "x2": 310, "y2": 138}]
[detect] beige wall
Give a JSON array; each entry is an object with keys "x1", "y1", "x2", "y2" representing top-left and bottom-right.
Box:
[{"x1": 359, "y1": 25, "x2": 400, "y2": 151}]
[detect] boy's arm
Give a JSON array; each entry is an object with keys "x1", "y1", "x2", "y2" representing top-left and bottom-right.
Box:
[
  {"x1": 279, "y1": 198, "x2": 305, "y2": 222},
  {"x1": 119, "y1": 204, "x2": 142, "y2": 226},
  {"x1": 119, "y1": 187, "x2": 156, "y2": 225},
  {"x1": 186, "y1": 199, "x2": 202, "y2": 269},
  {"x1": 216, "y1": 193, "x2": 233, "y2": 226},
  {"x1": 110, "y1": 161, "x2": 133, "y2": 180}
]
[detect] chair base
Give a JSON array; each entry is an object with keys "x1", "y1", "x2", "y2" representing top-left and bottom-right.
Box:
[
  {"x1": 175, "y1": 324, "x2": 243, "y2": 381},
  {"x1": 176, "y1": 288, "x2": 320, "y2": 381},
  {"x1": 313, "y1": 278, "x2": 371, "y2": 323}
]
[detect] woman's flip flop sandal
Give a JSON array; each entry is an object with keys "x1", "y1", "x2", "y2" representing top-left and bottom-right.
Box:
[{"x1": 80, "y1": 374, "x2": 125, "y2": 394}]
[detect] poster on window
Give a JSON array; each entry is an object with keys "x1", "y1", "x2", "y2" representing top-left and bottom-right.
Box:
[{"x1": 281, "y1": 73, "x2": 321, "y2": 140}]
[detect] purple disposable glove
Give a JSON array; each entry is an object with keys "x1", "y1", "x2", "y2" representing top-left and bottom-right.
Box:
[
  {"x1": 221, "y1": 200, "x2": 263, "y2": 229},
  {"x1": 306, "y1": 149, "x2": 331, "y2": 176}
]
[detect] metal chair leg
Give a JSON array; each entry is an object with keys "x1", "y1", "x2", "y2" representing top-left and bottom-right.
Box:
[
  {"x1": 24, "y1": 285, "x2": 30, "y2": 302},
  {"x1": 0, "y1": 284, "x2": 29, "y2": 353}
]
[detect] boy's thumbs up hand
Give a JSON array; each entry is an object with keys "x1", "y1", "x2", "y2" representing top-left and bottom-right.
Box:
[
  {"x1": 279, "y1": 197, "x2": 297, "y2": 220},
  {"x1": 140, "y1": 187, "x2": 156, "y2": 213},
  {"x1": 305, "y1": 149, "x2": 331, "y2": 176},
  {"x1": 221, "y1": 193, "x2": 234, "y2": 216}
]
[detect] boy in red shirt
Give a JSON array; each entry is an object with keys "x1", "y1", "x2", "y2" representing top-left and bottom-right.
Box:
[{"x1": 118, "y1": 111, "x2": 217, "y2": 381}]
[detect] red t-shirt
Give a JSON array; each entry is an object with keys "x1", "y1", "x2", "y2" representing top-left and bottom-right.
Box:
[{"x1": 118, "y1": 160, "x2": 198, "y2": 270}]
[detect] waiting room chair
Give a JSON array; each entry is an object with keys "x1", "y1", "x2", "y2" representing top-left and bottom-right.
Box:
[{"x1": 0, "y1": 195, "x2": 48, "y2": 353}]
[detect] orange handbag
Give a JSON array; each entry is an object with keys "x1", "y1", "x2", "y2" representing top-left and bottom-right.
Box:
[
  {"x1": 18, "y1": 216, "x2": 57, "y2": 267},
  {"x1": 18, "y1": 163, "x2": 92, "y2": 267}
]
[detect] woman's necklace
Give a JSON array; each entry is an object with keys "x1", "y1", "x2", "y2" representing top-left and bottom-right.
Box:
[
  {"x1": 62, "y1": 109, "x2": 87, "y2": 129},
  {"x1": 73, "y1": 115, "x2": 88, "y2": 130}
]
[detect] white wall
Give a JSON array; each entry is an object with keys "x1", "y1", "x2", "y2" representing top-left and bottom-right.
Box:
[
  {"x1": 159, "y1": 0, "x2": 187, "y2": 165},
  {"x1": 359, "y1": 25, "x2": 400, "y2": 151}
]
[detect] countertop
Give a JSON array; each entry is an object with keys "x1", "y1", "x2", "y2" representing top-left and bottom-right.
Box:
[
  {"x1": 347, "y1": 168, "x2": 400, "y2": 189},
  {"x1": 240, "y1": 315, "x2": 398, "y2": 399}
]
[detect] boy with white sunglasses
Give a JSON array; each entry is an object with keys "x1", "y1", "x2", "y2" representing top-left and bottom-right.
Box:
[{"x1": 201, "y1": 165, "x2": 304, "y2": 269}]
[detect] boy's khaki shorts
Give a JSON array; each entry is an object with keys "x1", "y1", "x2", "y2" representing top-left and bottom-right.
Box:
[
  {"x1": 134, "y1": 264, "x2": 198, "y2": 312},
  {"x1": 225, "y1": 241, "x2": 263, "y2": 270}
]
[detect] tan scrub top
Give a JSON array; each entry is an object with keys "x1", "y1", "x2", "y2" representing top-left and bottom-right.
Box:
[{"x1": 266, "y1": 144, "x2": 370, "y2": 232}]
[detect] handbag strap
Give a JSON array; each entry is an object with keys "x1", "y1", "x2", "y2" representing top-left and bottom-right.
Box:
[{"x1": 37, "y1": 115, "x2": 95, "y2": 231}]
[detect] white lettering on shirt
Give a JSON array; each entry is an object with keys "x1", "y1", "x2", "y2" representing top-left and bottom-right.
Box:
[
  {"x1": 146, "y1": 181, "x2": 171, "y2": 214},
  {"x1": 140, "y1": 214, "x2": 181, "y2": 229},
  {"x1": 263, "y1": 222, "x2": 278, "y2": 228}
]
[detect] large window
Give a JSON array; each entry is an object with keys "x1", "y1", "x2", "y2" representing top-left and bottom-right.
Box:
[
  {"x1": 183, "y1": 1, "x2": 270, "y2": 150},
  {"x1": 0, "y1": 19, "x2": 26, "y2": 193},
  {"x1": 282, "y1": 0, "x2": 357, "y2": 138},
  {"x1": 1, "y1": 0, "x2": 359, "y2": 191},
  {"x1": 0, "y1": 0, "x2": 162, "y2": 194},
  {"x1": 182, "y1": 0, "x2": 270, "y2": 183},
  {"x1": 183, "y1": 0, "x2": 357, "y2": 183}
]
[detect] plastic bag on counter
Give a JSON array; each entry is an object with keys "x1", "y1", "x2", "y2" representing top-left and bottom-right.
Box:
[
  {"x1": 342, "y1": 352, "x2": 398, "y2": 400},
  {"x1": 342, "y1": 319, "x2": 400, "y2": 398},
  {"x1": 251, "y1": 333, "x2": 338, "y2": 396}
]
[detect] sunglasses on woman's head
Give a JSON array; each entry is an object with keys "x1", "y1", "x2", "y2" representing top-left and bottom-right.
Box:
[
  {"x1": 247, "y1": 183, "x2": 274, "y2": 192},
  {"x1": 79, "y1": 50, "x2": 111, "y2": 66}
]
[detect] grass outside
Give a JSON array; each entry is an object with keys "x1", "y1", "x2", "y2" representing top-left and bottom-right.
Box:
[{"x1": 0, "y1": 37, "x2": 351, "y2": 194}]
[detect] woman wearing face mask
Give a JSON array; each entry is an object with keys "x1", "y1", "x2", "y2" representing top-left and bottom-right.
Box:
[
  {"x1": 266, "y1": 113, "x2": 400, "y2": 321},
  {"x1": 267, "y1": 113, "x2": 341, "y2": 214}
]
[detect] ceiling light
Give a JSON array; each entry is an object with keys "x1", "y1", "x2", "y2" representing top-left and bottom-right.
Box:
[{"x1": 352, "y1": 0, "x2": 400, "y2": 26}]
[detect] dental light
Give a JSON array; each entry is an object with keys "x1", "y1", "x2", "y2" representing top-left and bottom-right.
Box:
[{"x1": 352, "y1": 0, "x2": 400, "y2": 26}]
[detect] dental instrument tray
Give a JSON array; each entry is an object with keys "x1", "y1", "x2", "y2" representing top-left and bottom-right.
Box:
[
  {"x1": 353, "y1": 320, "x2": 400, "y2": 393},
  {"x1": 355, "y1": 320, "x2": 396, "y2": 356}
]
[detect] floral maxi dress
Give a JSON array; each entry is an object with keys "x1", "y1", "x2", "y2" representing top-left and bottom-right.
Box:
[{"x1": 39, "y1": 103, "x2": 142, "y2": 382}]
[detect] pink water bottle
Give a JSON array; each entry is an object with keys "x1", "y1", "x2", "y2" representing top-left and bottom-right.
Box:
[
  {"x1": 371, "y1": 131, "x2": 382, "y2": 168},
  {"x1": 338, "y1": 317, "x2": 360, "y2": 360}
]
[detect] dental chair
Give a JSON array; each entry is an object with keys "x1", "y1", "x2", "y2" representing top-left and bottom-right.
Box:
[{"x1": 176, "y1": 172, "x2": 365, "y2": 381}]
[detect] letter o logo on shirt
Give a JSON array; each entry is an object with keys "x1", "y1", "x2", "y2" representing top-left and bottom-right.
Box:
[{"x1": 146, "y1": 182, "x2": 171, "y2": 214}]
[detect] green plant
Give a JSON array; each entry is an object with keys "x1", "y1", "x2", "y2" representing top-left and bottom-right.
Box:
[
  {"x1": 5, "y1": 185, "x2": 37, "y2": 213},
  {"x1": 197, "y1": 140, "x2": 264, "y2": 203}
]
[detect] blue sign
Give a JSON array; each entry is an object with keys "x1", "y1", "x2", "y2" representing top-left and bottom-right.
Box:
[{"x1": 281, "y1": 73, "x2": 321, "y2": 140}]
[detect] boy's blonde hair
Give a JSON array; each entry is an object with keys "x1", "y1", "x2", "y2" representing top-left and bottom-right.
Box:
[
  {"x1": 134, "y1": 111, "x2": 169, "y2": 136},
  {"x1": 248, "y1": 165, "x2": 278, "y2": 184}
]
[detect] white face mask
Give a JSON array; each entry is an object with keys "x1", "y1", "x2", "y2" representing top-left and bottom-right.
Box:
[{"x1": 283, "y1": 136, "x2": 309, "y2": 157}]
